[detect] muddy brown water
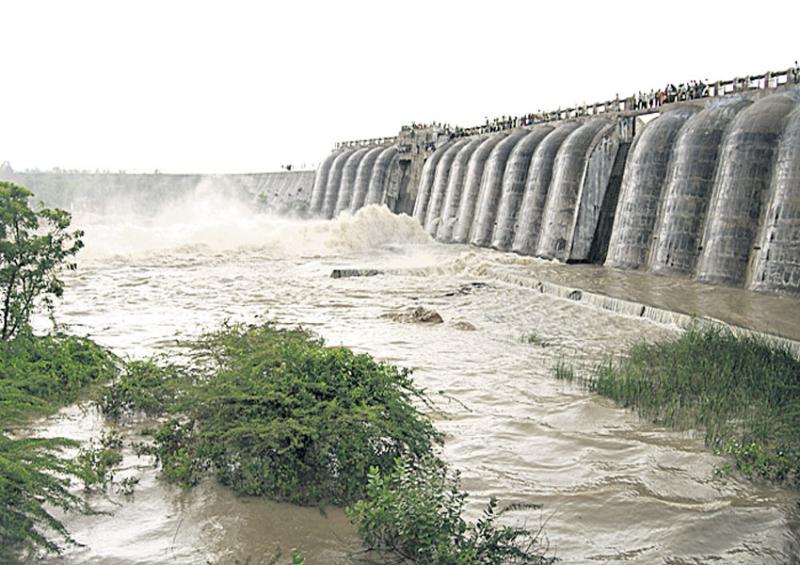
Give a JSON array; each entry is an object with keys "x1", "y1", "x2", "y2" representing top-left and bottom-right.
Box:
[{"x1": 33, "y1": 200, "x2": 800, "y2": 564}]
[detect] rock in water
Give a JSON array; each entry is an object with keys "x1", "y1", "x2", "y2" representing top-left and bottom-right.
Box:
[{"x1": 382, "y1": 306, "x2": 444, "y2": 324}]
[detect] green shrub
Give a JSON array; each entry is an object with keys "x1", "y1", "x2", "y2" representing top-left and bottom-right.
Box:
[
  {"x1": 103, "y1": 322, "x2": 442, "y2": 505},
  {"x1": 347, "y1": 455, "x2": 554, "y2": 564}
]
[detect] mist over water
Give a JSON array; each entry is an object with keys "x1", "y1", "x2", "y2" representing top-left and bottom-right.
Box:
[{"x1": 36, "y1": 186, "x2": 800, "y2": 564}]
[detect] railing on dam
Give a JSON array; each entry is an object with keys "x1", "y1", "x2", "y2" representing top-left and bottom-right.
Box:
[
  {"x1": 453, "y1": 65, "x2": 800, "y2": 137},
  {"x1": 332, "y1": 65, "x2": 800, "y2": 147},
  {"x1": 334, "y1": 136, "x2": 398, "y2": 150}
]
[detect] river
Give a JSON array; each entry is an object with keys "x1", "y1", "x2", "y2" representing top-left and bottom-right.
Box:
[{"x1": 35, "y1": 185, "x2": 799, "y2": 564}]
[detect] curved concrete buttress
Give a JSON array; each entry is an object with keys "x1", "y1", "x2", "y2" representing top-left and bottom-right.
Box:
[
  {"x1": 751, "y1": 104, "x2": 800, "y2": 294},
  {"x1": 649, "y1": 98, "x2": 751, "y2": 276},
  {"x1": 365, "y1": 146, "x2": 399, "y2": 207},
  {"x1": 470, "y1": 131, "x2": 528, "y2": 246},
  {"x1": 536, "y1": 119, "x2": 612, "y2": 261},
  {"x1": 309, "y1": 151, "x2": 341, "y2": 216},
  {"x1": 382, "y1": 152, "x2": 403, "y2": 208},
  {"x1": 511, "y1": 122, "x2": 580, "y2": 255},
  {"x1": 491, "y1": 126, "x2": 555, "y2": 250},
  {"x1": 333, "y1": 147, "x2": 370, "y2": 217},
  {"x1": 424, "y1": 139, "x2": 471, "y2": 235},
  {"x1": 411, "y1": 141, "x2": 456, "y2": 224},
  {"x1": 320, "y1": 149, "x2": 356, "y2": 219},
  {"x1": 452, "y1": 133, "x2": 508, "y2": 243},
  {"x1": 435, "y1": 136, "x2": 486, "y2": 241},
  {"x1": 697, "y1": 91, "x2": 800, "y2": 287},
  {"x1": 605, "y1": 107, "x2": 699, "y2": 269},
  {"x1": 348, "y1": 146, "x2": 385, "y2": 214}
]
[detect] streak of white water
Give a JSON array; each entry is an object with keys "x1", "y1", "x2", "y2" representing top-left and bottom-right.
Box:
[{"x1": 36, "y1": 192, "x2": 799, "y2": 564}]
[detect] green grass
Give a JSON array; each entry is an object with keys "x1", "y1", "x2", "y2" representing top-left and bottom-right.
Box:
[
  {"x1": 520, "y1": 332, "x2": 550, "y2": 347},
  {"x1": 555, "y1": 327, "x2": 800, "y2": 485}
]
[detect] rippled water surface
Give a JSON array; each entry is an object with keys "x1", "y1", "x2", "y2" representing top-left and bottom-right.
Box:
[{"x1": 38, "y1": 189, "x2": 800, "y2": 564}]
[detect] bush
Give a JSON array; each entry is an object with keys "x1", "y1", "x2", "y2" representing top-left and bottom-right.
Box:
[
  {"x1": 102, "y1": 322, "x2": 442, "y2": 505},
  {"x1": 556, "y1": 327, "x2": 800, "y2": 485},
  {"x1": 0, "y1": 333, "x2": 119, "y2": 560},
  {"x1": 347, "y1": 455, "x2": 554, "y2": 564}
]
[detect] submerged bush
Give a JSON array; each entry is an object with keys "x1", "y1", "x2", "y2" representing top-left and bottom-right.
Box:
[
  {"x1": 556, "y1": 327, "x2": 800, "y2": 485},
  {"x1": 103, "y1": 323, "x2": 442, "y2": 504},
  {"x1": 347, "y1": 455, "x2": 554, "y2": 564}
]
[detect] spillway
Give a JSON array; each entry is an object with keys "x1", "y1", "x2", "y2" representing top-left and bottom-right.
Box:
[
  {"x1": 650, "y1": 98, "x2": 751, "y2": 276},
  {"x1": 605, "y1": 107, "x2": 698, "y2": 269},
  {"x1": 491, "y1": 126, "x2": 555, "y2": 250},
  {"x1": 536, "y1": 119, "x2": 613, "y2": 261},
  {"x1": 697, "y1": 92, "x2": 800, "y2": 287},
  {"x1": 470, "y1": 131, "x2": 527, "y2": 246},
  {"x1": 364, "y1": 146, "x2": 398, "y2": 207},
  {"x1": 451, "y1": 133, "x2": 507, "y2": 243},
  {"x1": 435, "y1": 137, "x2": 486, "y2": 241},
  {"x1": 511, "y1": 122, "x2": 580, "y2": 256},
  {"x1": 332, "y1": 148, "x2": 369, "y2": 217},
  {"x1": 309, "y1": 151, "x2": 340, "y2": 216},
  {"x1": 347, "y1": 146, "x2": 384, "y2": 214},
  {"x1": 424, "y1": 139, "x2": 470, "y2": 235},
  {"x1": 751, "y1": 104, "x2": 800, "y2": 293},
  {"x1": 412, "y1": 141, "x2": 454, "y2": 225},
  {"x1": 321, "y1": 149, "x2": 356, "y2": 219},
  {"x1": 309, "y1": 84, "x2": 800, "y2": 297}
]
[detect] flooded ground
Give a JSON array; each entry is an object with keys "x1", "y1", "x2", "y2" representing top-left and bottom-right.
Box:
[{"x1": 36, "y1": 192, "x2": 800, "y2": 564}]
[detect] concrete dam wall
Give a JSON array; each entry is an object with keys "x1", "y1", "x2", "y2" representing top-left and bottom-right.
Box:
[
  {"x1": 0, "y1": 170, "x2": 315, "y2": 215},
  {"x1": 314, "y1": 86, "x2": 800, "y2": 296}
]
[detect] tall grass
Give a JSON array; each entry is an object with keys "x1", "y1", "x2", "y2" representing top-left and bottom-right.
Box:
[{"x1": 556, "y1": 327, "x2": 800, "y2": 485}]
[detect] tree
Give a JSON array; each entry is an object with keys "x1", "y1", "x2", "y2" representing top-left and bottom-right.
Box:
[{"x1": 0, "y1": 181, "x2": 83, "y2": 341}]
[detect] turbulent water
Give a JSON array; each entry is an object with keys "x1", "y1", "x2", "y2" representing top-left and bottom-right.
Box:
[{"x1": 34, "y1": 185, "x2": 800, "y2": 564}]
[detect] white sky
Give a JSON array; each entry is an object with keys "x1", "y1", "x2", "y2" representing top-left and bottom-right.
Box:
[{"x1": 1, "y1": 0, "x2": 797, "y2": 173}]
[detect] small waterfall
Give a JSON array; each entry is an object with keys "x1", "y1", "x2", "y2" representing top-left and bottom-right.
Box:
[
  {"x1": 348, "y1": 146, "x2": 384, "y2": 214},
  {"x1": 470, "y1": 131, "x2": 527, "y2": 246},
  {"x1": 333, "y1": 147, "x2": 369, "y2": 217},
  {"x1": 321, "y1": 149, "x2": 356, "y2": 219},
  {"x1": 423, "y1": 139, "x2": 470, "y2": 235},
  {"x1": 309, "y1": 151, "x2": 340, "y2": 216},
  {"x1": 751, "y1": 104, "x2": 800, "y2": 293},
  {"x1": 649, "y1": 98, "x2": 750, "y2": 276},
  {"x1": 697, "y1": 92, "x2": 800, "y2": 287},
  {"x1": 511, "y1": 122, "x2": 580, "y2": 256},
  {"x1": 491, "y1": 126, "x2": 555, "y2": 250},
  {"x1": 435, "y1": 137, "x2": 486, "y2": 241},
  {"x1": 452, "y1": 133, "x2": 507, "y2": 243},
  {"x1": 537, "y1": 119, "x2": 612, "y2": 261},
  {"x1": 605, "y1": 107, "x2": 698, "y2": 269},
  {"x1": 364, "y1": 146, "x2": 398, "y2": 207},
  {"x1": 411, "y1": 141, "x2": 455, "y2": 224}
]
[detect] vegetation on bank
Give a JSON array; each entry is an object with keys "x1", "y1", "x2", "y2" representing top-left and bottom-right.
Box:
[{"x1": 555, "y1": 327, "x2": 800, "y2": 485}]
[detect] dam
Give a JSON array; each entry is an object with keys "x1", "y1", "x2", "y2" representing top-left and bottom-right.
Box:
[{"x1": 307, "y1": 67, "x2": 800, "y2": 297}]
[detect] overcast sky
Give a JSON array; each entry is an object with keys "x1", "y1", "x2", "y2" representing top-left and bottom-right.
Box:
[{"x1": 2, "y1": 0, "x2": 797, "y2": 173}]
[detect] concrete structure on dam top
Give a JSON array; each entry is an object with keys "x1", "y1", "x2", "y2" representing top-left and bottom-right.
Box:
[{"x1": 311, "y1": 66, "x2": 800, "y2": 297}]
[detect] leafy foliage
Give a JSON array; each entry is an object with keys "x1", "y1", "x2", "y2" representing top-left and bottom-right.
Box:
[
  {"x1": 347, "y1": 455, "x2": 554, "y2": 564},
  {"x1": 556, "y1": 327, "x2": 800, "y2": 485},
  {"x1": 0, "y1": 182, "x2": 83, "y2": 341},
  {"x1": 0, "y1": 332, "x2": 119, "y2": 560},
  {"x1": 101, "y1": 322, "x2": 442, "y2": 505},
  {"x1": 0, "y1": 434, "x2": 94, "y2": 563},
  {"x1": 0, "y1": 332, "x2": 119, "y2": 425}
]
